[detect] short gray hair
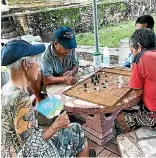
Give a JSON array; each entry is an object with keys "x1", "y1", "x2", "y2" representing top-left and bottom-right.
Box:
[{"x1": 7, "y1": 56, "x2": 33, "y2": 71}]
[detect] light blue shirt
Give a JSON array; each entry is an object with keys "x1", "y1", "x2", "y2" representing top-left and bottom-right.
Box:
[{"x1": 122, "y1": 53, "x2": 134, "y2": 68}]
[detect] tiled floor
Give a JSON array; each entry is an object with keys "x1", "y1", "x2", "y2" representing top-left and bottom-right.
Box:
[
  {"x1": 88, "y1": 138, "x2": 121, "y2": 157},
  {"x1": 117, "y1": 127, "x2": 156, "y2": 157}
]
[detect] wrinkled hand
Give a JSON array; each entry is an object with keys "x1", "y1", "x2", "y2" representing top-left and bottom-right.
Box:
[
  {"x1": 63, "y1": 70, "x2": 74, "y2": 76},
  {"x1": 52, "y1": 111, "x2": 70, "y2": 131},
  {"x1": 64, "y1": 76, "x2": 77, "y2": 85}
]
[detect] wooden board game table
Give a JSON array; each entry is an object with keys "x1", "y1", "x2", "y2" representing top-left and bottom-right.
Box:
[{"x1": 46, "y1": 68, "x2": 140, "y2": 146}]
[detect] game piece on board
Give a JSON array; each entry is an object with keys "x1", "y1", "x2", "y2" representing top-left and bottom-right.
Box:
[
  {"x1": 95, "y1": 75, "x2": 98, "y2": 80},
  {"x1": 97, "y1": 79, "x2": 99, "y2": 83},
  {"x1": 118, "y1": 84, "x2": 122, "y2": 88},
  {"x1": 77, "y1": 92, "x2": 80, "y2": 94},
  {"x1": 114, "y1": 80, "x2": 117, "y2": 85},
  {"x1": 102, "y1": 83, "x2": 105, "y2": 85},
  {"x1": 105, "y1": 80, "x2": 108, "y2": 82},
  {"x1": 98, "y1": 74, "x2": 100, "y2": 78},
  {"x1": 88, "y1": 91, "x2": 91, "y2": 93},
  {"x1": 105, "y1": 75, "x2": 107, "y2": 77},
  {"x1": 84, "y1": 89, "x2": 87, "y2": 91},
  {"x1": 106, "y1": 83, "x2": 109, "y2": 86},
  {"x1": 84, "y1": 83, "x2": 87, "y2": 88},
  {"x1": 94, "y1": 82, "x2": 96, "y2": 86},
  {"x1": 110, "y1": 76, "x2": 112, "y2": 78},
  {"x1": 96, "y1": 87, "x2": 99, "y2": 91},
  {"x1": 102, "y1": 72, "x2": 105, "y2": 74},
  {"x1": 91, "y1": 77, "x2": 94, "y2": 83},
  {"x1": 94, "y1": 87, "x2": 96, "y2": 90},
  {"x1": 109, "y1": 88, "x2": 112, "y2": 90},
  {"x1": 103, "y1": 86, "x2": 106, "y2": 88}
]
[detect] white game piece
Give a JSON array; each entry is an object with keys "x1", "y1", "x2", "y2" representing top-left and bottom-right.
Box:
[
  {"x1": 118, "y1": 83, "x2": 122, "y2": 88},
  {"x1": 88, "y1": 91, "x2": 91, "y2": 93},
  {"x1": 77, "y1": 92, "x2": 80, "y2": 94},
  {"x1": 106, "y1": 83, "x2": 109, "y2": 86},
  {"x1": 110, "y1": 76, "x2": 112, "y2": 78},
  {"x1": 102, "y1": 72, "x2": 105, "y2": 74},
  {"x1": 118, "y1": 75, "x2": 124, "y2": 88},
  {"x1": 96, "y1": 87, "x2": 99, "y2": 91},
  {"x1": 114, "y1": 80, "x2": 117, "y2": 85},
  {"x1": 109, "y1": 88, "x2": 112, "y2": 90}
]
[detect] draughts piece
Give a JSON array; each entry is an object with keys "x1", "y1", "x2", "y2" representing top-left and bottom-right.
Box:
[{"x1": 96, "y1": 87, "x2": 99, "y2": 91}]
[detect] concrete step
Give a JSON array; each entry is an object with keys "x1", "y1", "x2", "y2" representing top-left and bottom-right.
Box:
[
  {"x1": 1, "y1": 19, "x2": 11, "y2": 28},
  {"x1": 1, "y1": 26, "x2": 16, "y2": 34},
  {"x1": 1, "y1": 31, "x2": 20, "y2": 39}
]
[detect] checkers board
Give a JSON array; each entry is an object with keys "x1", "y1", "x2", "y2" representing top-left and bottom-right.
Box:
[{"x1": 63, "y1": 68, "x2": 132, "y2": 107}]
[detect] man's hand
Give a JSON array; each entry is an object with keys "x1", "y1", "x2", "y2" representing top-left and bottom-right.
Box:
[
  {"x1": 52, "y1": 111, "x2": 70, "y2": 131},
  {"x1": 42, "y1": 111, "x2": 70, "y2": 140},
  {"x1": 64, "y1": 76, "x2": 77, "y2": 85},
  {"x1": 63, "y1": 70, "x2": 74, "y2": 76}
]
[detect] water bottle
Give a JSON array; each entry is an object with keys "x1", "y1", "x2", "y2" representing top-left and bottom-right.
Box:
[
  {"x1": 102, "y1": 47, "x2": 110, "y2": 67},
  {"x1": 93, "y1": 52, "x2": 102, "y2": 69}
]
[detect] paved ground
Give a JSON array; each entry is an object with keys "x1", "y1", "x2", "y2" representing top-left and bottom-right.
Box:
[{"x1": 88, "y1": 138, "x2": 121, "y2": 157}]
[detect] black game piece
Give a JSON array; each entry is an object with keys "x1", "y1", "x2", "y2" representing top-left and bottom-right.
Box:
[
  {"x1": 98, "y1": 74, "x2": 100, "y2": 78},
  {"x1": 95, "y1": 75, "x2": 98, "y2": 80},
  {"x1": 105, "y1": 75, "x2": 107, "y2": 77},
  {"x1": 94, "y1": 87, "x2": 96, "y2": 90},
  {"x1": 84, "y1": 89, "x2": 87, "y2": 91},
  {"x1": 97, "y1": 79, "x2": 99, "y2": 83},
  {"x1": 103, "y1": 86, "x2": 106, "y2": 88},
  {"x1": 94, "y1": 82, "x2": 96, "y2": 86},
  {"x1": 105, "y1": 80, "x2": 108, "y2": 82},
  {"x1": 93, "y1": 74, "x2": 95, "y2": 77},
  {"x1": 102, "y1": 83, "x2": 105, "y2": 85},
  {"x1": 91, "y1": 77, "x2": 94, "y2": 83},
  {"x1": 84, "y1": 83, "x2": 87, "y2": 88}
]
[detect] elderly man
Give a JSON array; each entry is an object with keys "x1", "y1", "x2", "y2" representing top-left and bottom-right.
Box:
[
  {"x1": 30, "y1": 26, "x2": 79, "y2": 102},
  {"x1": 1, "y1": 40, "x2": 89, "y2": 157},
  {"x1": 117, "y1": 28, "x2": 156, "y2": 132},
  {"x1": 122, "y1": 14, "x2": 155, "y2": 68}
]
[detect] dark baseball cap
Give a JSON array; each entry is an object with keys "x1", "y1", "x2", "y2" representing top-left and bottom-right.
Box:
[
  {"x1": 53, "y1": 26, "x2": 77, "y2": 49},
  {"x1": 1, "y1": 40, "x2": 46, "y2": 66}
]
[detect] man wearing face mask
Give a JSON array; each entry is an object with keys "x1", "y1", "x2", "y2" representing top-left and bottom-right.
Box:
[
  {"x1": 117, "y1": 28, "x2": 156, "y2": 132},
  {"x1": 30, "y1": 26, "x2": 79, "y2": 102}
]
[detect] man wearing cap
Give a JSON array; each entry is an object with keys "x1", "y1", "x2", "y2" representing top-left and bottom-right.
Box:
[
  {"x1": 30, "y1": 26, "x2": 79, "y2": 102},
  {"x1": 1, "y1": 40, "x2": 89, "y2": 157}
]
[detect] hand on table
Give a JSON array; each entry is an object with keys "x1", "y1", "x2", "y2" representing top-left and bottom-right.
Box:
[
  {"x1": 63, "y1": 70, "x2": 74, "y2": 76},
  {"x1": 64, "y1": 76, "x2": 77, "y2": 85}
]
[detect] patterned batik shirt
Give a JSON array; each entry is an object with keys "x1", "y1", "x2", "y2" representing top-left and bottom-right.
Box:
[{"x1": 1, "y1": 82, "x2": 59, "y2": 157}]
